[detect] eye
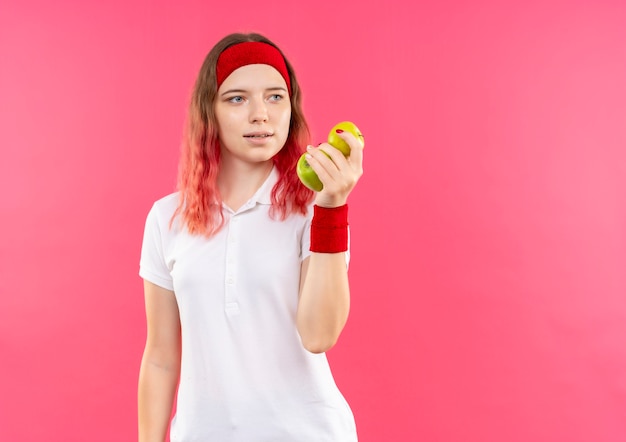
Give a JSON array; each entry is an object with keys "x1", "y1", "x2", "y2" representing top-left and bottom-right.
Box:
[
  {"x1": 268, "y1": 94, "x2": 284, "y2": 102},
  {"x1": 228, "y1": 96, "x2": 244, "y2": 103}
]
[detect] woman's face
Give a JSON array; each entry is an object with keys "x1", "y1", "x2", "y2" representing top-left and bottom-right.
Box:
[{"x1": 214, "y1": 63, "x2": 291, "y2": 166}]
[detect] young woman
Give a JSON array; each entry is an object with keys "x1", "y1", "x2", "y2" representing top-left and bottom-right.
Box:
[{"x1": 138, "y1": 32, "x2": 364, "y2": 441}]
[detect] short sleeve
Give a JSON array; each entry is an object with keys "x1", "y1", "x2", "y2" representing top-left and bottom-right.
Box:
[{"x1": 139, "y1": 204, "x2": 174, "y2": 291}]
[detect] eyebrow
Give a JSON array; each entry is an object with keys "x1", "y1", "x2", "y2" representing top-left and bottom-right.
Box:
[{"x1": 220, "y1": 86, "x2": 288, "y2": 97}]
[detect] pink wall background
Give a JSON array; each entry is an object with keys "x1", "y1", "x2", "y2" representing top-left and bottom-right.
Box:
[{"x1": 1, "y1": 0, "x2": 625, "y2": 440}]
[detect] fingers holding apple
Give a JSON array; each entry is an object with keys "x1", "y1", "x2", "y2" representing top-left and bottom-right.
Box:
[
  {"x1": 313, "y1": 139, "x2": 363, "y2": 207},
  {"x1": 297, "y1": 121, "x2": 365, "y2": 207},
  {"x1": 297, "y1": 121, "x2": 365, "y2": 194},
  {"x1": 332, "y1": 127, "x2": 364, "y2": 177}
]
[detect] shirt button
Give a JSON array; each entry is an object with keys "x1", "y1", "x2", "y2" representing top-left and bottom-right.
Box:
[{"x1": 227, "y1": 277, "x2": 234, "y2": 284}]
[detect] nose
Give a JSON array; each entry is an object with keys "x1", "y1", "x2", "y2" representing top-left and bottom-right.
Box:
[{"x1": 249, "y1": 98, "x2": 269, "y2": 123}]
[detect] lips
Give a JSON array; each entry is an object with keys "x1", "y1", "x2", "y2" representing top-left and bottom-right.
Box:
[{"x1": 244, "y1": 131, "x2": 273, "y2": 138}]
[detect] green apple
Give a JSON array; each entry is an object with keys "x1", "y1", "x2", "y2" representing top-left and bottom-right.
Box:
[
  {"x1": 297, "y1": 154, "x2": 324, "y2": 191},
  {"x1": 297, "y1": 121, "x2": 364, "y2": 192},
  {"x1": 326, "y1": 121, "x2": 365, "y2": 155}
]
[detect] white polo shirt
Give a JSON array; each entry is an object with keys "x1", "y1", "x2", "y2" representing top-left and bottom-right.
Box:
[{"x1": 140, "y1": 168, "x2": 357, "y2": 441}]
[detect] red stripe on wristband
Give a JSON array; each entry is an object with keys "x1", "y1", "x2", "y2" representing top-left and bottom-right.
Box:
[{"x1": 310, "y1": 204, "x2": 349, "y2": 253}]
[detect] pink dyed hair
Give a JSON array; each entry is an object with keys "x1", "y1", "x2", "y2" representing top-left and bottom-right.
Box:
[{"x1": 172, "y1": 33, "x2": 314, "y2": 237}]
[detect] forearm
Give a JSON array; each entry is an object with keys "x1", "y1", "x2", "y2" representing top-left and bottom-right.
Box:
[
  {"x1": 297, "y1": 252, "x2": 350, "y2": 353},
  {"x1": 138, "y1": 353, "x2": 180, "y2": 442}
]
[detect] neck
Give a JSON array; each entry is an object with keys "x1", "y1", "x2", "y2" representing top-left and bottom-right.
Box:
[{"x1": 217, "y1": 158, "x2": 274, "y2": 212}]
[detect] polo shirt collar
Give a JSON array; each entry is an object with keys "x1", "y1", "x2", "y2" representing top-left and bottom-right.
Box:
[{"x1": 221, "y1": 166, "x2": 278, "y2": 214}]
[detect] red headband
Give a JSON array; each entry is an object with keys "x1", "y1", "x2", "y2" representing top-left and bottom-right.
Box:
[{"x1": 216, "y1": 41, "x2": 292, "y2": 95}]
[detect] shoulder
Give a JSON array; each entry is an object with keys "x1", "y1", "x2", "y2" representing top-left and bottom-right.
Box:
[
  {"x1": 281, "y1": 201, "x2": 314, "y2": 226},
  {"x1": 149, "y1": 192, "x2": 180, "y2": 217},
  {"x1": 144, "y1": 192, "x2": 181, "y2": 228}
]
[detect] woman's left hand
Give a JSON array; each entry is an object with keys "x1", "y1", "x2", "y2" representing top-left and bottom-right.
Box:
[{"x1": 304, "y1": 131, "x2": 364, "y2": 208}]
